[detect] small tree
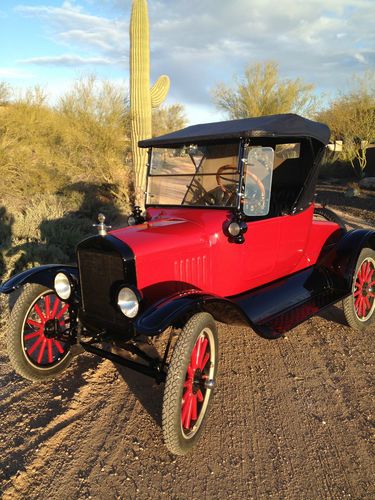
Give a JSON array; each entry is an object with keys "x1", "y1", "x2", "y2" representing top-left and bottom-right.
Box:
[
  {"x1": 152, "y1": 104, "x2": 187, "y2": 137},
  {"x1": 0, "y1": 82, "x2": 11, "y2": 106},
  {"x1": 318, "y1": 72, "x2": 375, "y2": 177},
  {"x1": 211, "y1": 61, "x2": 318, "y2": 119}
]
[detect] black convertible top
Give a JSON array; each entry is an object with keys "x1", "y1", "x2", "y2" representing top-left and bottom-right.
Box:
[{"x1": 139, "y1": 113, "x2": 330, "y2": 148}]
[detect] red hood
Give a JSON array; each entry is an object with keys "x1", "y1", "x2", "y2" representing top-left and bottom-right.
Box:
[{"x1": 109, "y1": 208, "x2": 230, "y2": 292}]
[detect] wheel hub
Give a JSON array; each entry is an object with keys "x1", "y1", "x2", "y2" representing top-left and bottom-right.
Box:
[
  {"x1": 192, "y1": 368, "x2": 202, "y2": 394},
  {"x1": 44, "y1": 319, "x2": 60, "y2": 338}
]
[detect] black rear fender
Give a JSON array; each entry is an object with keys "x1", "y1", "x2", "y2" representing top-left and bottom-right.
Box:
[
  {"x1": 319, "y1": 229, "x2": 375, "y2": 290},
  {"x1": 0, "y1": 265, "x2": 79, "y2": 299}
]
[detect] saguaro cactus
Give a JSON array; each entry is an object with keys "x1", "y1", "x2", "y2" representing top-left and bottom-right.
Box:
[{"x1": 130, "y1": 0, "x2": 170, "y2": 206}]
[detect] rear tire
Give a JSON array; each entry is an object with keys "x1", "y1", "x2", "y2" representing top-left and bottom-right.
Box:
[
  {"x1": 7, "y1": 284, "x2": 73, "y2": 382},
  {"x1": 343, "y1": 248, "x2": 375, "y2": 331},
  {"x1": 162, "y1": 313, "x2": 218, "y2": 455}
]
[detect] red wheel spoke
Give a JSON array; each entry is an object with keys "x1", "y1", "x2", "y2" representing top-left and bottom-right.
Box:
[
  {"x1": 34, "y1": 304, "x2": 46, "y2": 323},
  {"x1": 368, "y1": 292, "x2": 375, "y2": 298},
  {"x1": 357, "y1": 267, "x2": 364, "y2": 284},
  {"x1": 50, "y1": 296, "x2": 60, "y2": 318},
  {"x1": 24, "y1": 330, "x2": 42, "y2": 341},
  {"x1": 360, "y1": 263, "x2": 368, "y2": 282},
  {"x1": 361, "y1": 263, "x2": 369, "y2": 282},
  {"x1": 183, "y1": 381, "x2": 190, "y2": 388},
  {"x1": 353, "y1": 289, "x2": 361, "y2": 297},
  {"x1": 44, "y1": 295, "x2": 51, "y2": 319},
  {"x1": 359, "y1": 295, "x2": 365, "y2": 316},
  {"x1": 200, "y1": 352, "x2": 210, "y2": 371},
  {"x1": 27, "y1": 319, "x2": 43, "y2": 328},
  {"x1": 367, "y1": 267, "x2": 374, "y2": 282},
  {"x1": 191, "y1": 342, "x2": 199, "y2": 370},
  {"x1": 364, "y1": 296, "x2": 371, "y2": 313},
  {"x1": 181, "y1": 391, "x2": 191, "y2": 425},
  {"x1": 197, "y1": 389, "x2": 204, "y2": 402},
  {"x1": 198, "y1": 338, "x2": 208, "y2": 368},
  {"x1": 28, "y1": 335, "x2": 44, "y2": 355},
  {"x1": 47, "y1": 339, "x2": 53, "y2": 363},
  {"x1": 364, "y1": 262, "x2": 373, "y2": 282},
  {"x1": 53, "y1": 339, "x2": 64, "y2": 354},
  {"x1": 191, "y1": 394, "x2": 197, "y2": 421},
  {"x1": 37, "y1": 339, "x2": 47, "y2": 364},
  {"x1": 184, "y1": 395, "x2": 193, "y2": 430},
  {"x1": 355, "y1": 296, "x2": 361, "y2": 311},
  {"x1": 187, "y1": 365, "x2": 194, "y2": 378},
  {"x1": 56, "y1": 303, "x2": 69, "y2": 319},
  {"x1": 355, "y1": 296, "x2": 363, "y2": 317},
  {"x1": 369, "y1": 280, "x2": 375, "y2": 288}
]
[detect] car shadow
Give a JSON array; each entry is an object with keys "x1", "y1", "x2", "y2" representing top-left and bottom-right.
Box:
[
  {"x1": 0, "y1": 206, "x2": 14, "y2": 282},
  {"x1": 0, "y1": 352, "x2": 101, "y2": 485},
  {"x1": 318, "y1": 305, "x2": 348, "y2": 327},
  {"x1": 4, "y1": 182, "x2": 123, "y2": 278},
  {"x1": 112, "y1": 343, "x2": 165, "y2": 428}
]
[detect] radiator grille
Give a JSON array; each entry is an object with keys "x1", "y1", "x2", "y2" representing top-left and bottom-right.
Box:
[{"x1": 78, "y1": 248, "x2": 125, "y2": 322}]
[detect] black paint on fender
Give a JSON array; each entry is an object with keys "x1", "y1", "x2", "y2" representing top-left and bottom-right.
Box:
[
  {"x1": 0, "y1": 265, "x2": 79, "y2": 298},
  {"x1": 135, "y1": 291, "x2": 249, "y2": 337}
]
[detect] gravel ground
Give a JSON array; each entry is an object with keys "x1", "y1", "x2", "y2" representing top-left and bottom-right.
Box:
[{"x1": 0, "y1": 195, "x2": 374, "y2": 500}]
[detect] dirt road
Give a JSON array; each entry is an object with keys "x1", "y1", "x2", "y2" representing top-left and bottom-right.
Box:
[{"x1": 0, "y1": 215, "x2": 374, "y2": 499}]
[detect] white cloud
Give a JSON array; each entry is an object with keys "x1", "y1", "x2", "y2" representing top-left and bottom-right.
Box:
[
  {"x1": 19, "y1": 54, "x2": 124, "y2": 66},
  {"x1": 14, "y1": 0, "x2": 375, "y2": 123}
]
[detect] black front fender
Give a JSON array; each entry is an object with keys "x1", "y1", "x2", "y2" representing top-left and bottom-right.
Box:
[
  {"x1": 135, "y1": 291, "x2": 249, "y2": 336},
  {"x1": 0, "y1": 265, "x2": 79, "y2": 295}
]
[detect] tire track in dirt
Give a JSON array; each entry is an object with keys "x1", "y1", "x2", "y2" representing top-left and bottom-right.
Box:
[
  {"x1": 1, "y1": 319, "x2": 374, "y2": 499},
  {"x1": 2, "y1": 359, "x2": 141, "y2": 499}
]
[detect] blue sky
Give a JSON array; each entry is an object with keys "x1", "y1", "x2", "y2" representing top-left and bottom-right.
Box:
[{"x1": 0, "y1": 0, "x2": 374, "y2": 123}]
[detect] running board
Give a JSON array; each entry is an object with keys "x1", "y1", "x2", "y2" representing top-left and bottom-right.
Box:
[{"x1": 231, "y1": 267, "x2": 348, "y2": 338}]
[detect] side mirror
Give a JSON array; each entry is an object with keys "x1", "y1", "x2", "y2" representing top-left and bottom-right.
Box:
[{"x1": 243, "y1": 147, "x2": 274, "y2": 216}]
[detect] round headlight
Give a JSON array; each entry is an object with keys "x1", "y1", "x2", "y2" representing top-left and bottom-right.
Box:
[
  {"x1": 54, "y1": 272, "x2": 71, "y2": 300},
  {"x1": 228, "y1": 222, "x2": 241, "y2": 237},
  {"x1": 117, "y1": 287, "x2": 139, "y2": 318}
]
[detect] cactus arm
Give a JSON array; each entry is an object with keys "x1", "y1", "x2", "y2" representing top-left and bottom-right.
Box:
[{"x1": 151, "y1": 75, "x2": 170, "y2": 108}]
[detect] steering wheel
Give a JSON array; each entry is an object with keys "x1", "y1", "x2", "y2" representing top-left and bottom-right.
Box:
[
  {"x1": 216, "y1": 165, "x2": 238, "y2": 193},
  {"x1": 216, "y1": 164, "x2": 267, "y2": 210},
  {"x1": 187, "y1": 178, "x2": 216, "y2": 205}
]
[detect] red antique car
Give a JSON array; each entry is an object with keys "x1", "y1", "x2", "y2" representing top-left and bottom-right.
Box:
[{"x1": 2, "y1": 114, "x2": 374, "y2": 455}]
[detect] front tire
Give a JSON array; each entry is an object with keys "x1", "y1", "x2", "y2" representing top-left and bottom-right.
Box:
[
  {"x1": 162, "y1": 312, "x2": 218, "y2": 455},
  {"x1": 6, "y1": 284, "x2": 73, "y2": 382},
  {"x1": 343, "y1": 248, "x2": 375, "y2": 331}
]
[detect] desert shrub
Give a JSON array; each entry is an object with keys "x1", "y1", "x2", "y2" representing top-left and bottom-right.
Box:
[{"x1": 0, "y1": 78, "x2": 132, "y2": 205}]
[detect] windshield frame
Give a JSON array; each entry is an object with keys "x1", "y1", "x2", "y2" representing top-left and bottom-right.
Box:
[{"x1": 145, "y1": 141, "x2": 243, "y2": 210}]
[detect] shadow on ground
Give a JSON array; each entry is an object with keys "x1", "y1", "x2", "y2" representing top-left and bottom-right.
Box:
[{"x1": 112, "y1": 342, "x2": 165, "y2": 428}]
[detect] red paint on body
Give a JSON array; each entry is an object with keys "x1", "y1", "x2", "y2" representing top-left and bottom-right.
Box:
[{"x1": 110, "y1": 205, "x2": 341, "y2": 297}]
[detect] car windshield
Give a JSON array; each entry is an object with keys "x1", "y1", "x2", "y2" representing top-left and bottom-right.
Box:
[{"x1": 146, "y1": 143, "x2": 240, "y2": 207}]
